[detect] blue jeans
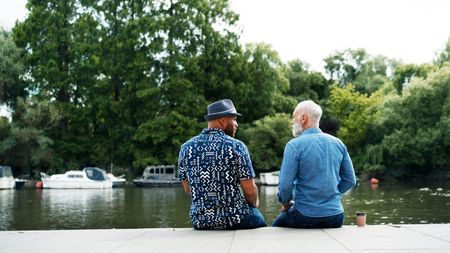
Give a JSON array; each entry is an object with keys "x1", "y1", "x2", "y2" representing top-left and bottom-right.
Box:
[
  {"x1": 194, "y1": 207, "x2": 267, "y2": 230},
  {"x1": 232, "y1": 207, "x2": 267, "y2": 230},
  {"x1": 272, "y1": 209, "x2": 344, "y2": 228}
]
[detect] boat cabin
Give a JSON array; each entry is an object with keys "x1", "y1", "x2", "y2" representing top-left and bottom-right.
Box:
[
  {"x1": 141, "y1": 165, "x2": 176, "y2": 180},
  {"x1": 83, "y1": 167, "x2": 108, "y2": 181},
  {"x1": 0, "y1": 166, "x2": 13, "y2": 178}
]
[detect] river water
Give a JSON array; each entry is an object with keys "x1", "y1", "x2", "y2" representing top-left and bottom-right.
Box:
[{"x1": 1, "y1": 182, "x2": 449, "y2": 230}]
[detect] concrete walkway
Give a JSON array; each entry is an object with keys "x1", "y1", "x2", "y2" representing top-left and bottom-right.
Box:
[{"x1": 1, "y1": 224, "x2": 450, "y2": 253}]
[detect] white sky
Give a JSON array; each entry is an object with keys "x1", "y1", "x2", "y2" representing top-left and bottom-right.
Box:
[
  {"x1": 230, "y1": 0, "x2": 450, "y2": 71},
  {"x1": 3, "y1": 0, "x2": 449, "y2": 117}
]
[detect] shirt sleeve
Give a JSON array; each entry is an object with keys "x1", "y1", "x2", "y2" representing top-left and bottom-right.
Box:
[
  {"x1": 337, "y1": 146, "x2": 356, "y2": 193},
  {"x1": 277, "y1": 143, "x2": 298, "y2": 204},
  {"x1": 178, "y1": 145, "x2": 187, "y2": 181},
  {"x1": 236, "y1": 142, "x2": 256, "y2": 180}
]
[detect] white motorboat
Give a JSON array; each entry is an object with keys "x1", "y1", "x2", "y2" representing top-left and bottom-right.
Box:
[
  {"x1": 40, "y1": 167, "x2": 113, "y2": 189},
  {"x1": 133, "y1": 165, "x2": 181, "y2": 187},
  {"x1": 0, "y1": 166, "x2": 15, "y2": 189},
  {"x1": 107, "y1": 173, "x2": 126, "y2": 187},
  {"x1": 259, "y1": 171, "x2": 279, "y2": 186}
]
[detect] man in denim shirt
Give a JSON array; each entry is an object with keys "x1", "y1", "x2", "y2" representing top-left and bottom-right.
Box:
[
  {"x1": 272, "y1": 100, "x2": 356, "y2": 228},
  {"x1": 178, "y1": 99, "x2": 266, "y2": 230}
]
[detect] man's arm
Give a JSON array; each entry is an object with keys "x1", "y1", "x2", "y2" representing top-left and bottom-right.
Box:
[
  {"x1": 240, "y1": 178, "x2": 259, "y2": 207},
  {"x1": 338, "y1": 149, "x2": 357, "y2": 193},
  {"x1": 182, "y1": 180, "x2": 191, "y2": 197},
  {"x1": 278, "y1": 143, "x2": 297, "y2": 207}
]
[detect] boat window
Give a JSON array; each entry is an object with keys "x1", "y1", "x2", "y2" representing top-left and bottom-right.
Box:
[
  {"x1": 85, "y1": 168, "x2": 107, "y2": 181},
  {"x1": 165, "y1": 168, "x2": 174, "y2": 174},
  {"x1": 68, "y1": 174, "x2": 83, "y2": 178},
  {"x1": 155, "y1": 168, "x2": 159, "y2": 174},
  {"x1": 149, "y1": 168, "x2": 154, "y2": 174}
]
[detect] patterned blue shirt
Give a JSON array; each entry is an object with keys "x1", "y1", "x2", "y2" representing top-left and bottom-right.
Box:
[
  {"x1": 278, "y1": 128, "x2": 356, "y2": 217},
  {"x1": 178, "y1": 128, "x2": 255, "y2": 229}
]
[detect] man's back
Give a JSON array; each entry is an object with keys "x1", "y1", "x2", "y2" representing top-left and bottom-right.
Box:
[
  {"x1": 278, "y1": 128, "x2": 356, "y2": 217},
  {"x1": 178, "y1": 128, "x2": 254, "y2": 229}
]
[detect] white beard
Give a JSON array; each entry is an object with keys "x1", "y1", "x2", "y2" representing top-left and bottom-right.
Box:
[{"x1": 292, "y1": 123, "x2": 303, "y2": 137}]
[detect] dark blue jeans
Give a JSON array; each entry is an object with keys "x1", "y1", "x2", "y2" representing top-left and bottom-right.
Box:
[
  {"x1": 272, "y1": 209, "x2": 344, "y2": 228},
  {"x1": 194, "y1": 207, "x2": 267, "y2": 230},
  {"x1": 232, "y1": 207, "x2": 267, "y2": 230}
]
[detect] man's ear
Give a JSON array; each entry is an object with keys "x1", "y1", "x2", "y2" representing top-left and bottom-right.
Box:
[
  {"x1": 218, "y1": 118, "x2": 226, "y2": 128},
  {"x1": 301, "y1": 113, "x2": 308, "y2": 125}
]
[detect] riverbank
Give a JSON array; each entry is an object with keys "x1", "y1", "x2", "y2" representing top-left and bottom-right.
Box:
[{"x1": 1, "y1": 224, "x2": 449, "y2": 253}]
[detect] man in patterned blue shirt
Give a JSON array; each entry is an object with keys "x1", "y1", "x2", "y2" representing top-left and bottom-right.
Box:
[
  {"x1": 178, "y1": 99, "x2": 267, "y2": 230},
  {"x1": 272, "y1": 100, "x2": 356, "y2": 228}
]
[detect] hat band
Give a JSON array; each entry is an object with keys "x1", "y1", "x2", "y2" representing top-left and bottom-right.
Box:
[{"x1": 207, "y1": 108, "x2": 238, "y2": 116}]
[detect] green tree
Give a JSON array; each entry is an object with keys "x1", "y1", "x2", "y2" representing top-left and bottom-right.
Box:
[
  {"x1": 327, "y1": 84, "x2": 383, "y2": 174},
  {"x1": 377, "y1": 66, "x2": 450, "y2": 178},
  {"x1": 435, "y1": 36, "x2": 450, "y2": 67},
  {"x1": 0, "y1": 98, "x2": 61, "y2": 177},
  {"x1": 283, "y1": 60, "x2": 330, "y2": 103},
  {"x1": 392, "y1": 64, "x2": 435, "y2": 93},
  {"x1": 230, "y1": 43, "x2": 289, "y2": 123},
  {"x1": 324, "y1": 48, "x2": 368, "y2": 87},
  {"x1": 0, "y1": 29, "x2": 27, "y2": 108},
  {"x1": 240, "y1": 113, "x2": 291, "y2": 171},
  {"x1": 324, "y1": 49, "x2": 397, "y2": 94}
]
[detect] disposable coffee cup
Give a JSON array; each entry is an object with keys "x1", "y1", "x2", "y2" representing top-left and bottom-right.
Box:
[{"x1": 356, "y1": 212, "x2": 366, "y2": 226}]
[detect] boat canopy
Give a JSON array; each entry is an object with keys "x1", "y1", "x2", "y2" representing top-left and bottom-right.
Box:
[
  {"x1": 0, "y1": 166, "x2": 13, "y2": 177},
  {"x1": 84, "y1": 167, "x2": 108, "y2": 181}
]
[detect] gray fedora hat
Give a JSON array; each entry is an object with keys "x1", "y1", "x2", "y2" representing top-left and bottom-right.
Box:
[{"x1": 204, "y1": 99, "x2": 242, "y2": 121}]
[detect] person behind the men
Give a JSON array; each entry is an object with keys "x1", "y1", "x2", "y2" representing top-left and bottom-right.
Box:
[
  {"x1": 272, "y1": 100, "x2": 356, "y2": 228},
  {"x1": 178, "y1": 99, "x2": 267, "y2": 230}
]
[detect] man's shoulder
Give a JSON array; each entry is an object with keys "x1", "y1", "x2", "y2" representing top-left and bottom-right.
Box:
[
  {"x1": 320, "y1": 132, "x2": 345, "y2": 144},
  {"x1": 181, "y1": 134, "x2": 202, "y2": 149}
]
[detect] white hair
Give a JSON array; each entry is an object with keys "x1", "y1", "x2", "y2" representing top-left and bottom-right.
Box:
[{"x1": 294, "y1": 100, "x2": 322, "y2": 127}]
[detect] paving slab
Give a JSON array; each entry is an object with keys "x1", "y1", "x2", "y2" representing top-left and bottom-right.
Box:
[{"x1": 1, "y1": 225, "x2": 450, "y2": 253}]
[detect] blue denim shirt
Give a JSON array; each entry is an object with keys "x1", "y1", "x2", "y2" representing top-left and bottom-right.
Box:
[
  {"x1": 178, "y1": 128, "x2": 255, "y2": 229},
  {"x1": 278, "y1": 128, "x2": 356, "y2": 217}
]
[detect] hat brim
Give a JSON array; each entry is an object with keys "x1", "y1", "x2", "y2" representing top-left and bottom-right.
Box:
[{"x1": 204, "y1": 112, "x2": 242, "y2": 121}]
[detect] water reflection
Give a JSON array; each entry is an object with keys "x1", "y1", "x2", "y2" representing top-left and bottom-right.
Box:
[
  {"x1": 0, "y1": 190, "x2": 14, "y2": 229},
  {"x1": 1, "y1": 182, "x2": 450, "y2": 230}
]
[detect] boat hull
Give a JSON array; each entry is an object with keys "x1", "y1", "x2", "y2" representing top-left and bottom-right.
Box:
[
  {"x1": 42, "y1": 179, "x2": 112, "y2": 189},
  {"x1": 0, "y1": 177, "x2": 15, "y2": 189},
  {"x1": 133, "y1": 179, "x2": 181, "y2": 187}
]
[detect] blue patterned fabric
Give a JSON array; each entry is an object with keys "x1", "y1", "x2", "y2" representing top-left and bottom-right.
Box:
[{"x1": 178, "y1": 128, "x2": 256, "y2": 229}]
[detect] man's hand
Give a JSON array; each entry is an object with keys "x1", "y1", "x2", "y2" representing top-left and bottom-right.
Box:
[
  {"x1": 181, "y1": 180, "x2": 191, "y2": 197},
  {"x1": 281, "y1": 201, "x2": 294, "y2": 212}
]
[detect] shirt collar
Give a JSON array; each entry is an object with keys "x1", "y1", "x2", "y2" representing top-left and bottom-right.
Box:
[
  {"x1": 301, "y1": 127, "x2": 322, "y2": 136},
  {"x1": 201, "y1": 128, "x2": 225, "y2": 135}
]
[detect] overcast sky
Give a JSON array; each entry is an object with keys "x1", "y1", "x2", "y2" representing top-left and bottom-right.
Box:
[{"x1": 2, "y1": 0, "x2": 449, "y2": 116}]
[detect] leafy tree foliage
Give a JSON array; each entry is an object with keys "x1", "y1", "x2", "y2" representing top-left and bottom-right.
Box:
[
  {"x1": 435, "y1": 36, "x2": 450, "y2": 67},
  {"x1": 324, "y1": 49, "x2": 398, "y2": 94},
  {"x1": 4, "y1": 0, "x2": 449, "y2": 181},
  {"x1": 240, "y1": 113, "x2": 292, "y2": 171},
  {"x1": 392, "y1": 64, "x2": 436, "y2": 93},
  {"x1": 0, "y1": 29, "x2": 27, "y2": 108},
  {"x1": 327, "y1": 84, "x2": 383, "y2": 173},
  {"x1": 0, "y1": 98, "x2": 61, "y2": 177},
  {"x1": 376, "y1": 66, "x2": 450, "y2": 178}
]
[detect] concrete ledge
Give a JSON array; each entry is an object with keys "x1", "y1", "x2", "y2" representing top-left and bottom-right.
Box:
[{"x1": 1, "y1": 225, "x2": 450, "y2": 253}]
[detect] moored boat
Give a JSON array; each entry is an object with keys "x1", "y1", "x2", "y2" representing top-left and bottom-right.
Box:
[
  {"x1": 40, "y1": 167, "x2": 113, "y2": 189},
  {"x1": 259, "y1": 171, "x2": 279, "y2": 186},
  {"x1": 133, "y1": 165, "x2": 181, "y2": 187},
  {"x1": 0, "y1": 166, "x2": 15, "y2": 189},
  {"x1": 107, "y1": 173, "x2": 126, "y2": 187}
]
